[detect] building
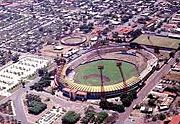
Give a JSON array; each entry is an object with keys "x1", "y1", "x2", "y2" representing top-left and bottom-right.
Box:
[{"x1": 169, "y1": 115, "x2": 180, "y2": 124}]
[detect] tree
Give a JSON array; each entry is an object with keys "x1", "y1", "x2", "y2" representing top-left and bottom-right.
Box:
[
  {"x1": 99, "y1": 101, "x2": 113, "y2": 110},
  {"x1": 95, "y1": 112, "x2": 108, "y2": 124},
  {"x1": 104, "y1": 113, "x2": 118, "y2": 124},
  {"x1": 129, "y1": 42, "x2": 141, "y2": 49},
  {"x1": 120, "y1": 92, "x2": 128, "y2": 100},
  {"x1": 62, "y1": 111, "x2": 80, "y2": 124},
  {"x1": 164, "y1": 86, "x2": 177, "y2": 93},
  {"x1": 11, "y1": 54, "x2": 19, "y2": 63},
  {"x1": 129, "y1": 90, "x2": 137, "y2": 99},
  {"x1": 26, "y1": 94, "x2": 47, "y2": 115},
  {"x1": 116, "y1": 104, "x2": 125, "y2": 113},
  {"x1": 127, "y1": 93, "x2": 133, "y2": 101},
  {"x1": 152, "y1": 116, "x2": 157, "y2": 121},
  {"x1": 37, "y1": 69, "x2": 45, "y2": 77},
  {"x1": 164, "y1": 58, "x2": 168, "y2": 64},
  {"x1": 121, "y1": 98, "x2": 132, "y2": 107},
  {"x1": 27, "y1": 101, "x2": 47, "y2": 115},
  {"x1": 112, "y1": 32, "x2": 119, "y2": 41},
  {"x1": 26, "y1": 94, "x2": 41, "y2": 102},
  {"x1": 80, "y1": 112, "x2": 95, "y2": 124},
  {"x1": 175, "y1": 58, "x2": 179, "y2": 63},
  {"x1": 148, "y1": 99, "x2": 156, "y2": 106},
  {"x1": 178, "y1": 43, "x2": 180, "y2": 51},
  {"x1": 147, "y1": 94, "x2": 154, "y2": 99},
  {"x1": 21, "y1": 80, "x2": 25, "y2": 88},
  {"x1": 50, "y1": 87, "x2": 55, "y2": 95},
  {"x1": 169, "y1": 51, "x2": 175, "y2": 58},
  {"x1": 154, "y1": 47, "x2": 160, "y2": 54},
  {"x1": 158, "y1": 113, "x2": 166, "y2": 120}
]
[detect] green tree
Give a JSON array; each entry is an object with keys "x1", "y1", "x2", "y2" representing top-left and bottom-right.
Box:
[
  {"x1": 152, "y1": 116, "x2": 157, "y2": 121},
  {"x1": 147, "y1": 94, "x2": 154, "y2": 99},
  {"x1": 130, "y1": 90, "x2": 137, "y2": 99},
  {"x1": 62, "y1": 111, "x2": 80, "y2": 124},
  {"x1": 121, "y1": 98, "x2": 132, "y2": 107},
  {"x1": 21, "y1": 80, "x2": 25, "y2": 88},
  {"x1": 175, "y1": 58, "x2": 179, "y2": 63},
  {"x1": 99, "y1": 101, "x2": 113, "y2": 110},
  {"x1": 158, "y1": 113, "x2": 166, "y2": 120},
  {"x1": 95, "y1": 112, "x2": 108, "y2": 124},
  {"x1": 169, "y1": 51, "x2": 175, "y2": 58},
  {"x1": 116, "y1": 104, "x2": 125, "y2": 113},
  {"x1": 81, "y1": 112, "x2": 95, "y2": 124},
  {"x1": 27, "y1": 100, "x2": 47, "y2": 115},
  {"x1": 120, "y1": 92, "x2": 128, "y2": 100},
  {"x1": 148, "y1": 99, "x2": 156, "y2": 107}
]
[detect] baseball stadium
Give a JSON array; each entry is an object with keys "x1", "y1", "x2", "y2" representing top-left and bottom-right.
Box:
[{"x1": 54, "y1": 45, "x2": 158, "y2": 100}]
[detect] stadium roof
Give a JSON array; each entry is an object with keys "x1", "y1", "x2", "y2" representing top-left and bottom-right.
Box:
[{"x1": 63, "y1": 76, "x2": 140, "y2": 92}]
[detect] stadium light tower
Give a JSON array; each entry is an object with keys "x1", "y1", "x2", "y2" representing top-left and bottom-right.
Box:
[
  {"x1": 98, "y1": 65, "x2": 106, "y2": 101},
  {"x1": 116, "y1": 62, "x2": 127, "y2": 90}
]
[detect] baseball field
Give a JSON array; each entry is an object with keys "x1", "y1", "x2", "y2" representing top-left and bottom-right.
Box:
[{"x1": 74, "y1": 59, "x2": 138, "y2": 86}]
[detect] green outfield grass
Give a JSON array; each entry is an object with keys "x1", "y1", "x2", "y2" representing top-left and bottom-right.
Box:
[
  {"x1": 74, "y1": 60, "x2": 138, "y2": 86},
  {"x1": 133, "y1": 34, "x2": 180, "y2": 49}
]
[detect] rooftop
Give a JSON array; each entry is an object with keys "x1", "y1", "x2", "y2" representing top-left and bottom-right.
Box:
[
  {"x1": 169, "y1": 115, "x2": 180, "y2": 124},
  {"x1": 133, "y1": 34, "x2": 180, "y2": 49}
]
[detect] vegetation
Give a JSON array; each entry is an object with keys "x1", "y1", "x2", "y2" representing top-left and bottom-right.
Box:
[
  {"x1": 121, "y1": 98, "x2": 132, "y2": 107},
  {"x1": 0, "y1": 100, "x2": 14, "y2": 115},
  {"x1": 99, "y1": 90, "x2": 137, "y2": 112},
  {"x1": 30, "y1": 70, "x2": 53, "y2": 91},
  {"x1": 81, "y1": 106, "x2": 109, "y2": 124},
  {"x1": 95, "y1": 112, "x2": 108, "y2": 124},
  {"x1": 169, "y1": 51, "x2": 175, "y2": 58},
  {"x1": 152, "y1": 116, "x2": 157, "y2": 121},
  {"x1": 30, "y1": 79, "x2": 51, "y2": 91},
  {"x1": 99, "y1": 101, "x2": 125, "y2": 113},
  {"x1": 104, "y1": 113, "x2": 118, "y2": 124},
  {"x1": 25, "y1": 94, "x2": 47, "y2": 115},
  {"x1": 175, "y1": 58, "x2": 179, "y2": 63},
  {"x1": 115, "y1": 104, "x2": 125, "y2": 112},
  {"x1": 11, "y1": 54, "x2": 20, "y2": 63},
  {"x1": 27, "y1": 100, "x2": 47, "y2": 115},
  {"x1": 164, "y1": 86, "x2": 177, "y2": 93},
  {"x1": 158, "y1": 113, "x2": 166, "y2": 120},
  {"x1": 81, "y1": 112, "x2": 95, "y2": 124},
  {"x1": 148, "y1": 94, "x2": 154, "y2": 99},
  {"x1": 80, "y1": 23, "x2": 94, "y2": 33},
  {"x1": 120, "y1": 90, "x2": 137, "y2": 107},
  {"x1": 148, "y1": 99, "x2": 156, "y2": 107},
  {"x1": 154, "y1": 47, "x2": 160, "y2": 54},
  {"x1": 62, "y1": 111, "x2": 80, "y2": 124},
  {"x1": 129, "y1": 90, "x2": 138, "y2": 99},
  {"x1": 37, "y1": 69, "x2": 46, "y2": 77}
]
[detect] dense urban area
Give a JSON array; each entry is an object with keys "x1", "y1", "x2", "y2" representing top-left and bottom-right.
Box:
[{"x1": 0, "y1": 0, "x2": 179, "y2": 124}]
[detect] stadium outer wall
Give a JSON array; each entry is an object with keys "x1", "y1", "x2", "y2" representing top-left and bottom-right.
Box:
[{"x1": 54, "y1": 45, "x2": 158, "y2": 100}]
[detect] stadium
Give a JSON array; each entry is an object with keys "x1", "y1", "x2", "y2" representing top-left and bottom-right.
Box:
[
  {"x1": 61, "y1": 35, "x2": 87, "y2": 46},
  {"x1": 54, "y1": 45, "x2": 158, "y2": 100}
]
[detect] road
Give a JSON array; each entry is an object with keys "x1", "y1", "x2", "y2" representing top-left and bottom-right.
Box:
[
  {"x1": 115, "y1": 51, "x2": 179, "y2": 124},
  {"x1": 0, "y1": 65, "x2": 55, "y2": 124},
  {"x1": 0, "y1": 77, "x2": 41, "y2": 124}
]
